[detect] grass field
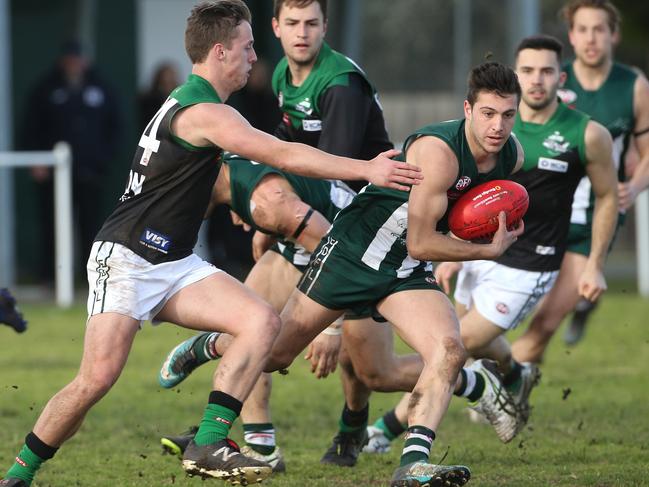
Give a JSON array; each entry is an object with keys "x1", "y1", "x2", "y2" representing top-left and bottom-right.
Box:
[{"x1": 1, "y1": 286, "x2": 648, "y2": 486}]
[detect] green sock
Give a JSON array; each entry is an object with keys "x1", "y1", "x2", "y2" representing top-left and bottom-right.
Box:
[
  {"x1": 193, "y1": 391, "x2": 241, "y2": 446},
  {"x1": 455, "y1": 368, "x2": 486, "y2": 402},
  {"x1": 399, "y1": 425, "x2": 435, "y2": 467},
  {"x1": 5, "y1": 433, "x2": 58, "y2": 485},
  {"x1": 243, "y1": 423, "x2": 276, "y2": 455},
  {"x1": 374, "y1": 409, "x2": 406, "y2": 441},
  {"x1": 338, "y1": 403, "x2": 368, "y2": 434},
  {"x1": 193, "y1": 332, "x2": 220, "y2": 362}
]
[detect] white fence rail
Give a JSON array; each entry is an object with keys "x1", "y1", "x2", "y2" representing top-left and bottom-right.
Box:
[{"x1": 0, "y1": 142, "x2": 74, "y2": 307}]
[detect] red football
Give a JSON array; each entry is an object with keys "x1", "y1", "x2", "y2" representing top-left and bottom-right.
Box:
[{"x1": 448, "y1": 179, "x2": 528, "y2": 242}]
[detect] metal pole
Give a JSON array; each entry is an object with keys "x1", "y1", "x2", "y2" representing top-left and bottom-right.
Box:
[
  {"x1": 53, "y1": 142, "x2": 74, "y2": 307},
  {"x1": 507, "y1": 0, "x2": 540, "y2": 61},
  {"x1": 0, "y1": 0, "x2": 14, "y2": 288},
  {"x1": 635, "y1": 191, "x2": 649, "y2": 297},
  {"x1": 342, "y1": 0, "x2": 362, "y2": 62},
  {"x1": 453, "y1": 0, "x2": 471, "y2": 104}
]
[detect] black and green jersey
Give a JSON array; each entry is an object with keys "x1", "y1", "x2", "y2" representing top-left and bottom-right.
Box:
[
  {"x1": 498, "y1": 103, "x2": 590, "y2": 272},
  {"x1": 326, "y1": 119, "x2": 518, "y2": 278},
  {"x1": 226, "y1": 154, "x2": 355, "y2": 268},
  {"x1": 272, "y1": 42, "x2": 392, "y2": 170},
  {"x1": 559, "y1": 62, "x2": 637, "y2": 226},
  {"x1": 96, "y1": 74, "x2": 223, "y2": 264}
]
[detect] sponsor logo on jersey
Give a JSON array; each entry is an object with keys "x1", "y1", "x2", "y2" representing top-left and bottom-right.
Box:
[
  {"x1": 542, "y1": 131, "x2": 570, "y2": 155},
  {"x1": 295, "y1": 98, "x2": 313, "y2": 116},
  {"x1": 538, "y1": 157, "x2": 569, "y2": 173},
  {"x1": 302, "y1": 119, "x2": 322, "y2": 132},
  {"x1": 557, "y1": 88, "x2": 577, "y2": 104},
  {"x1": 455, "y1": 176, "x2": 472, "y2": 191},
  {"x1": 140, "y1": 228, "x2": 172, "y2": 254},
  {"x1": 496, "y1": 302, "x2": 510, "y2": 314},
  {"x1": 535, "y1": 245, "x2": 556, "y2": 255}
]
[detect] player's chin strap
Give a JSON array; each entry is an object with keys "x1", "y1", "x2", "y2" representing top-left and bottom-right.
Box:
[{"x1": 291, "y1": 207, "x2": 315, "y2": 239}]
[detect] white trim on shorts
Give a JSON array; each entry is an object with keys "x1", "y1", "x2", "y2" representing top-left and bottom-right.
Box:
[
  {"x1": 454, "y1": 260, "x2": 558, "y2": 330},
  {"x1": 86, "y1": 241, "x2": 221, "y2": 324}
]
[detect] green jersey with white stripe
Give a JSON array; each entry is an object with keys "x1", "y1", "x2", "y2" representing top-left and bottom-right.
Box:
[
  {"x1": 559, "y1": 62, "x2": 637, "y2": 226},
  {"x1": 327, "y1": 119, "x2": 518, "y2": 277}
]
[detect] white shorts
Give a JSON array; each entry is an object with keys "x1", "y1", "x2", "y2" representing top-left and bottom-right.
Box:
[
  {"x1": 86, "y1": 241, "x2": 221, "y2": 324},
  {"x1": 454, "y1": 260, "x2": 558, "y2": 330}
]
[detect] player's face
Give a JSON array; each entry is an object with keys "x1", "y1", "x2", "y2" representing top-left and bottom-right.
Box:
[
  {"x1": 272, "y1": 2, "x2": 327, "y2": 66},
  {"x1": 222, "y1": 22, "x2": 257, "y2": 91},
  {"x1": 516, "y1": 48, "x2": 563, "y2": 111},
  {"x1": 465, "y1": 92, "x2": 518, "y2": 154},
  {"x1": 569, "y1": 7, "x2": 617, "y2": 68}
]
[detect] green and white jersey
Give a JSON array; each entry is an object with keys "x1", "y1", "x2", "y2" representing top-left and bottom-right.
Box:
[
  {"x1": 559, "y1": 62, "x2": 637, "y2": 225},
  {"x1": 498, "y1": 103, "x2": 589, "y2": 271},
  {"x1": 271, "y1": 42, "x2": 391, "y2": 162},
  {"x1": 226, "y1": 154, "x2": 355, "y2": 268},
  {"x1": 96, "y1": 74, "x2": 223, "y2": 264},
  {"x1": 327, "y1": 119, "x2": 518, "y2": 278}
]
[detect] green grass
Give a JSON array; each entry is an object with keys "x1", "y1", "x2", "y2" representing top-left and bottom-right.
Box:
[{"x1": 1, "y1": 289, "x2": 648, "y2": 486}]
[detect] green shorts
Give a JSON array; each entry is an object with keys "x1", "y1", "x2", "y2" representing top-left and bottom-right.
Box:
[
  {"x1": 297, "y1": 236, "x2": 442, "y2": 319},
  {"x1": 269, "y1": 241, "x2": 310, "y2": 273},
  {"x1": 566, "y1": 219, "x2": 622, "y2": 257}
]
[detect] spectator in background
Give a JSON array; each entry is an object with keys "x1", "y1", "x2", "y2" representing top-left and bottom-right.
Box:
[
  {"x1": 137, "y1": 62, "x2": 180, "y2": 134},
  {"x1": 23, "y1": 39, "x2": 122, "y2": 281}
]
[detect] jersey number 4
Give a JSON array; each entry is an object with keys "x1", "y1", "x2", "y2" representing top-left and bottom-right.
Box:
[{"x1": 138, "y1": 97, "x2": 179, "y2": 167}]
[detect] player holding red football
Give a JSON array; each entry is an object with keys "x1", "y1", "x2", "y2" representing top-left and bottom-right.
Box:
[
  {"x1": 365, "y1": 34, "x2": 619, "y2": 455},
  {"x1": 434, "y1": 34, "x2": 618, "y2": 426},
  {"x1": 261, "y1": 62, "x2": 525, "y2": 486}
]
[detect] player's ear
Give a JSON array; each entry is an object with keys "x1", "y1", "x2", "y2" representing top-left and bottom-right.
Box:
[
  {"x1": 463, "y1": 100, "x2": 472, "y2": 119},
  {"x1": 322, "y1": 19, "x2": 328, "y2": 36},
  {"x1": 611, "y1": 29, "x2": 620, "y2": 46},
  {"x1": 559, "y1": 70, "x2": 567, "y2": 87},
  {"x1": 213, "y1": 42, "x2": 226, "y2": 60},
  {"x1": 271, "y1": 17, "x2": 281, "y2": 38}
]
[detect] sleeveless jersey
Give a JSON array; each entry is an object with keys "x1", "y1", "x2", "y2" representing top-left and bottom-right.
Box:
[
  {"x1": 327, "y1": 119, "x2": 518, "y2": 277},
  {"x1": 497, "y1": 103, "x2": 590, "y2": 271},
  {"x1": 96, "y1": 74, "x2": 223, "y2": 264},
  {"x1": 226, "y1": 154, "x2": 356, "y2": 267},
  {"x1": 559, "y1": 62, "x2": 637, "y2": 226},
  {"x1": 271, "y1": 42, "x2": 391, "y2": 158}
]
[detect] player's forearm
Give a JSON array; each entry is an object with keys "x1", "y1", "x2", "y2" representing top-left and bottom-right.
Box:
[
  {"x1": 628, "y1": 153, "x2": 649, "y2": 196},
  {"x1": 273, "y1": 142, "x2": 365, "y2": 181},
  {"x1": 588, "y1": 192, "x2": 619, "y2": 270},
  {"x1": 407, "y1": 231, "x2": 496, "y2": 262}
]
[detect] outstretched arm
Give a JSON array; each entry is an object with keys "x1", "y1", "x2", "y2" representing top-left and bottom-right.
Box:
[{"x1": 173, "y1": 103, "x2": 421, "y2": 190}]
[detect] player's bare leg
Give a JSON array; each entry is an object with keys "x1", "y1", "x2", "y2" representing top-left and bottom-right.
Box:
[
  {"x1": 512, "y1": 251, "x2": 587, "y2": 363},
  {"x1": 329, "y1": 320, "x2": 422, "y2": 462},
  {"x1": 376, "y1": 290, "x2": 470, "y2": 485},
  {"x1": 156, "y1": 272, "x2": 280, "y2": 482}
]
